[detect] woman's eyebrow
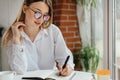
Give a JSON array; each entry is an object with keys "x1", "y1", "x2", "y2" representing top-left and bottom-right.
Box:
[
  {"x1": 33, "y1": 7, "x2": 41, "y2": 12},
  {"x1": 34, "y1": 8, "x2": 49, "y2": 14}
]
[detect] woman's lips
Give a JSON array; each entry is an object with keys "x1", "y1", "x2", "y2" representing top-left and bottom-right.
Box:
[{"x1": 34, "y1": 21, "x2": 41, "y2": 25}]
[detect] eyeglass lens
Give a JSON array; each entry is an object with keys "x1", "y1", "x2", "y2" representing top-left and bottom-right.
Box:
[{"x1": 34, "y1": 11, "x2": 50, "y2": 21}]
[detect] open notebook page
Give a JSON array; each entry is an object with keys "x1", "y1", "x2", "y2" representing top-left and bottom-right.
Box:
[
  {"x1": 47, "y1": 70, "x2": 76, "y2": 80},
  {"x1": 21, "y1": 70, "x2": 76, "y2": 80},
  {"x1": 22, "y1": 70, "x2": 54, "y2": 79},
  {"x1": 48, "y1": 70, "x2": 98, "y2": 80},
  {"x1": 14, "y1": 70, "x2": 54, "y2": 80}
]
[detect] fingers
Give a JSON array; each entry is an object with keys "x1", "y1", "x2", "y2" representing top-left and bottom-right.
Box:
[
  {"x1": 12, "y1": 22, "x2": 26, "y2": 44},
  {"x1": 12, "y1": 22, "x2": 26, "y2": 35},
  {"x1": 56, "y1": 62, "x2": 72, "y2": 76},
  {"x1": 12, "y1": 22, "x2": 26, "y2": 31},
  {"x1": 60, "y1": 65, "x2": 72, "y2": 76},
  {"x1": 57, "y1": 65, "x2": 62, "y2": 72}
]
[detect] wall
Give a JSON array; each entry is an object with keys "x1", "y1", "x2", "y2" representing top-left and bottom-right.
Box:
[
  {"x1": 53, "y1": 0, "x2": 81, "y2": 53},
  {"x1": 0, "y1": 0, "x2": 24, "y2": 28}
]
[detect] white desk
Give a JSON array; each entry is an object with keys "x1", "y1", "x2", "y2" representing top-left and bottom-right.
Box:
[{"x1": 14, "y1": 70, "x2": 97, "y2": 80}]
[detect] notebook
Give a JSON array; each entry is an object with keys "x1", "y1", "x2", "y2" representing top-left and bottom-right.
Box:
[
  {"x1": 20, "y1": 70, "x2": 76, "y2": 80},
  {"x1": 15, "y1": 70, "x2": 97, "y2": 80}
]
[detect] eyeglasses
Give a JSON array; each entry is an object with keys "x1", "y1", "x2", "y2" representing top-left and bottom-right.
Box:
[{"x1": 29, "y1": 7, "x2": 50, "y2": 21}]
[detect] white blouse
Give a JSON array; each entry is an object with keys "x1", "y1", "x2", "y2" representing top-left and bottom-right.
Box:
[{"x1": 6, "y1": 24, "x2": 75, "y2": 74}]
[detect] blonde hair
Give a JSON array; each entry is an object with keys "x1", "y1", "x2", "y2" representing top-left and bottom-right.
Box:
[{"x1": 2, "y1": 0, "x2": 53, "y2": 47}]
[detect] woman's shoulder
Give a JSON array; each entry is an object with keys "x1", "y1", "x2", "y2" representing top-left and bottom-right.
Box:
[
  {"x1": 49, "y1": 24, "x2": 61, "y2": 33},
  {"x1": 50, "y1": 24, "x2": 59, "y2": 30}
]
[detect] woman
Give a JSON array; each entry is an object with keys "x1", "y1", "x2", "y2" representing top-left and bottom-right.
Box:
[{"x1": 2, "y1": 0, "x2": 74, "y2": 76}]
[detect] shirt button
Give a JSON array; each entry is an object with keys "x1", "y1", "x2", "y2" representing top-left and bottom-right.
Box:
[{"x1": 20, "y1": 48, "x2": 23, "y2": 52}]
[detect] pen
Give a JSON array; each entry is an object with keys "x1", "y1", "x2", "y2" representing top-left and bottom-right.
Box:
[
  {"x1": 59, "y1": 55, "x2": 70, "y2": 76},
  {"x1": 62, "y1": 55, "x2": 70, "y2": 69}
]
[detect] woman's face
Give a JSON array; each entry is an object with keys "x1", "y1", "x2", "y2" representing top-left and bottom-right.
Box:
[{"x1": 24, "y1": 1, "x2": 49, "y2": 29}]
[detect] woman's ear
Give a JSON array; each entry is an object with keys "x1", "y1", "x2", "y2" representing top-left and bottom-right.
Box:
[{"x1": 23, "y1": 5, "x2": 28, "y2": 13}]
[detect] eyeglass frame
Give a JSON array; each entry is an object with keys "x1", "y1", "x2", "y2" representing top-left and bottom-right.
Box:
[{"x1": 28, "y1": 7, "x2": 50, "y2": 22}]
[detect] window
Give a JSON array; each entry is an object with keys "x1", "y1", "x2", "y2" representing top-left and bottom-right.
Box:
[
  {"x1": 93, "y1": 0, "x2": 104, "y2": 70},
  {"x1": 92, "y1": 0, "x2": 117, "y2": 80},
  {"x1": 114, "y1": 0, "x2": 120, "y2": 79}
]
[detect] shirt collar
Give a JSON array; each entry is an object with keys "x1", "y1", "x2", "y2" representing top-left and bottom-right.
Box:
[
  {"x1": 41, "y1": 27, "x2": 49, "y2": 36},
  {"x1": 21, "y1": 31, "x2": 30, "y2": 41},
  {"x1": 21, "y1": 28, "x2": 49, "y2": 41}
]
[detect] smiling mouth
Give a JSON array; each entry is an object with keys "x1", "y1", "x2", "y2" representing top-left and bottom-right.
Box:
[{"x1": 34, "y1": 21, "x2": 41, "y2": 25}]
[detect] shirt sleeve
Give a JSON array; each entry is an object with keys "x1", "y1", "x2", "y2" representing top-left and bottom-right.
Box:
[
  {"x1": 7, "y1": 41, "x2": 27, "y2": 74},
  {"x1": 53, "y1": 26, "x2": 75, "y2": 69}
]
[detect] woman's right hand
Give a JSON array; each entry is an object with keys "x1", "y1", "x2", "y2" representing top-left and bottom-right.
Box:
[{"x1": 11, "y1": 22, "x2": 26, "y2": 44}]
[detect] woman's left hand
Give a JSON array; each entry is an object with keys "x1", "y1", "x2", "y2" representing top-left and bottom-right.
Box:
[{"x1": 57, "y1": 64, "x2": 72, "y2": 76}]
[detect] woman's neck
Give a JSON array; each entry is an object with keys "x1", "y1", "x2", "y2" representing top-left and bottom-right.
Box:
[{"x1": 24, "y1": 27, "x2": 40, "y2": 42}]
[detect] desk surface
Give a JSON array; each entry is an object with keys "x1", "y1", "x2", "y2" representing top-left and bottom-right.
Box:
[{"x1": 14, "y1": 70, "x2": 97, "y2": 80}]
